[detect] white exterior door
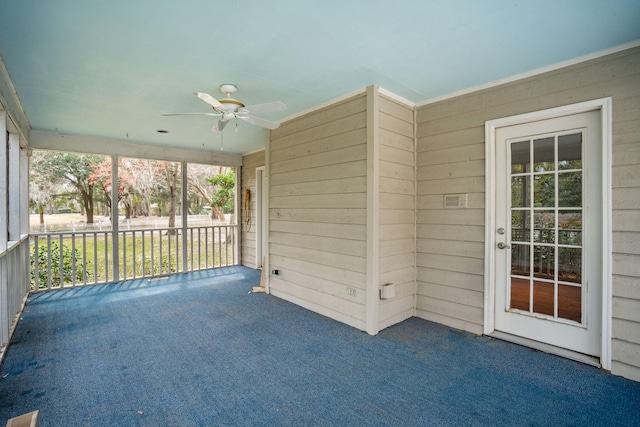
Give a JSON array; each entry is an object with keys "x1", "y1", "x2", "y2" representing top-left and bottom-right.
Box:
[{"x1": 492, "y1": 110, "x2": 603, "y2": 357}]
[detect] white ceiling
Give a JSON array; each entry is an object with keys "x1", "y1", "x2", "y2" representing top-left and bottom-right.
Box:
[{"x1": 1, "y1": 0, "x2": 639, "y2": 155}]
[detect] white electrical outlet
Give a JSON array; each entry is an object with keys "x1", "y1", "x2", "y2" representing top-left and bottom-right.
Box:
[{"x1": 347, "y1": 287, "x2": 357, "y2": 297}]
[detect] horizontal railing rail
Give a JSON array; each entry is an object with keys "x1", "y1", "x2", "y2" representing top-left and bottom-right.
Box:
[
  {"x1": 29, "y1": 214, "x2": 219, "y2": 234},
  {"x1": 30, "y1": 225, "x2": 238, "y2": 291}
]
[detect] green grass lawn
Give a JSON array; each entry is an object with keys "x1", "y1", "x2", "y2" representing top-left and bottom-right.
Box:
[{"x1": 30, "y1": 228, "x2": 236, "y2": 289}]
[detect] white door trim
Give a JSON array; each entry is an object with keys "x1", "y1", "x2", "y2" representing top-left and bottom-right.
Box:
[
  {"x1": 255, "y1": 166, "x2": 266, "y2": 269},
  {"x1": 484, "y1": 98, "x2": 612, "y2": 369}
]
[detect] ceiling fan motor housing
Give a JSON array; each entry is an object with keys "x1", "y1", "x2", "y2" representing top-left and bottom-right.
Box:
[
  {"x1": 219, "y1": 98, "x2": 245, "y2": 113},
  {"x1": 216, "y1": 84, "x2": 244, "y2": 112}
]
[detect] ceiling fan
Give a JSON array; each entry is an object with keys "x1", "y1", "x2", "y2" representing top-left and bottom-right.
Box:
[{"x1": 162, "y1": 84, "x2": 286, "y2": 132}]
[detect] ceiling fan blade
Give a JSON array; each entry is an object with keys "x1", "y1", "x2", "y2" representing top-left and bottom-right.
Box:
[
  {"x1": 161, "y1": 112, "x2": 221, "y2": 116},
  {"x1": 194, "y1": 92, "x2": 227, "y2": 113},
  {"x1": 238, "y1": 101, "x2": 287, "y2": 115},
  {"x1": 212, "y1": 120, "x2": 228, "y2": 132},
  {"x1": 238, "y1": 115, "x2": 281, "y2": 130}
]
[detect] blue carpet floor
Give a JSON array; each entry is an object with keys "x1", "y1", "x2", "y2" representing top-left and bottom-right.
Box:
[{"x1": 1, "y1": 266, "x2": 639, "y2": 426}]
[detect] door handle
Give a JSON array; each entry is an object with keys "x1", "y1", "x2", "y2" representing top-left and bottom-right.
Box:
[{"x1": 497, "y1": 242, "x2": 511, "y2": 249}]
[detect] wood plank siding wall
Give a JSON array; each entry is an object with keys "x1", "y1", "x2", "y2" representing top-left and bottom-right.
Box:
[
  {"x1": 378, "y1": 94, "x2": 416, "y2": 330},
  {"x1": 415, "y1": 47, "x2": 640, "y2": 380},
  {"x1": 241, "y1": 150, "x2": 265, "y2": 269},
  {"x1": 268, "y1": 93, "x2": 369, "y2": 330},
  {"x1": 257, "y1": 48, "x2": 639, "y2": 380}
]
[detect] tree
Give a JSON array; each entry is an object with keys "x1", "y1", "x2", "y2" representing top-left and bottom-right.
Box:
[
  {"x1": 124, "y1": 158, "x2": 156, "y2": 217},
  {"x1": 207, "y1": 170, "x2": 235, "y2": 221},
  {"x1": 30, "y1": 152, "x2": 61, "y2": 224},
  {"x1": 89, "y1": 157, "x2": 116, "y2": 218},
  {"x1": 187, "y1": 164, "x2": 227, "y2": 220},
  {"x1": 144, "y1": 161, "x2": 182, "y2": 233},
  {"x1": 31, "y1": 151, "x2": 106, "y2": 224},
  {"x1": 89, "y1": 157, "x2": 141, "y2": 219}
]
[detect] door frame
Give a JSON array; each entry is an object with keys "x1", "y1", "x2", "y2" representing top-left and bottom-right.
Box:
[
  {"x1": 255, "y1": 166, "x2": 266, "y2": 270},
  {"x1": 484, "y1": 98, "x2": 612, "y2": 369}
]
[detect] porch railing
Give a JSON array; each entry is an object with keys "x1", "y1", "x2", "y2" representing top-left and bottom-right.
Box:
[
  {"x1": 30, "y1": 225, "x2": 238, "y2": 291},
  {"x1": 1, "y1": 236, "x2": 31, "y2": 349}
]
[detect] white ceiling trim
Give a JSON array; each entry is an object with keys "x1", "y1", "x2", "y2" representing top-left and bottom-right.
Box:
[
  {"x1": 378, "y1": 88, "x2": 415, "y2": 108},
  {"x1": 416, "y1": 40, "x2": 640, "y2": 108},
  {"x1": 277, "y1": 85, "x2": 415, "y2": 127},
  {"x1": 279, "y1": 87, "x2": 368, "y2": 125}
]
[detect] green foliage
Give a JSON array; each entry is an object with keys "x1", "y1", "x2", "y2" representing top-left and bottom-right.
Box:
[
  {"x1": 30, "y1": 151, "x2": 107, "y2": 223},
  {"x1": 510, "y1": 155, "x2": 584, "y2": 282},
  {"x1": 207, "y1": 171, "x2": 235, "y2": 214},
  {"x1": 139, "y1": 255, "x2": 177, "y2": 276},
  {"x1": 30, "y1": 241, "x2": 89, "y2": 288},
  {"x1": 534, "y1": 174, "x2": 555, "y2": 207}
]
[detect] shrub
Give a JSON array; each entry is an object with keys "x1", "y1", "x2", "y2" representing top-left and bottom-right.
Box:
[{"x1": 30, "y1": 241, "x2": 88, "y2": 288}]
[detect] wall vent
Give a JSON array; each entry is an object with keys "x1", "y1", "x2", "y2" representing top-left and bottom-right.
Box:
[{"x1": 444, "y1": 193, "x2": 467, "y2": 208}]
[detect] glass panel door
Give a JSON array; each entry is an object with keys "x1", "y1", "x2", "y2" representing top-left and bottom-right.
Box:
[
  {"x1": 509, "y1": 132, "x2": 584, "y2": 324},
  {"x1": 492, "y1": 108, "x2": 602, "y2": 358}
]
